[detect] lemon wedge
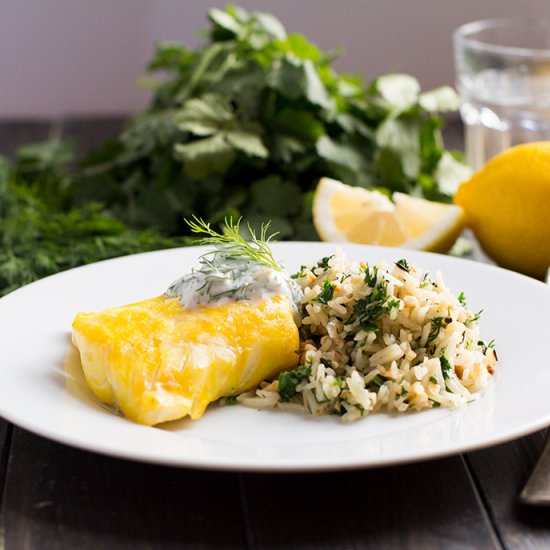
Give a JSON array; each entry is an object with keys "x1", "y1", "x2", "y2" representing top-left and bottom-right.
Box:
[{"x1": 312, "y1": 177, "x2": 465, "y2": 252}]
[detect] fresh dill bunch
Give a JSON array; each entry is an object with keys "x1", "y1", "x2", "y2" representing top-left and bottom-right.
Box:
[
  {"x1": 0, "y1": 156, "x2": 190, "y2": 297},
  {"x1": 186, "y1": 215, "x2": 282, "y2": 271}
]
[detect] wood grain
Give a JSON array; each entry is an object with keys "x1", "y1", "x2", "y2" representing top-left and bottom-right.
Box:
[
  {"x1": 0, "y1": 421, "x2": 11, "y2": 505},
  {"x1": 1, "y1": 428, "x2": 247, "y2": 549},
  {"x1": 0, "y1": 120, "x2": 54, "y2": 159},
  {"x1": 467, "y1": 430, "x2": 550, "y2": 550},
  {"x1": 60, "y1": 116, "x2": 126, "y2": 162},
  {"x1": 240, "y1": 456, "x2": 500, "y2": 549}
]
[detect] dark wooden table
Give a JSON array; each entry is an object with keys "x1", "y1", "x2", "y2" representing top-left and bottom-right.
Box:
[{"x1": 1, "y1": 118, "x2": 549, "y2": 549}]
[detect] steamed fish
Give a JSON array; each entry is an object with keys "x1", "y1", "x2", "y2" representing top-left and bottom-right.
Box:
[
  {"x1": 72, "y1": 292, "x2": 299, "y2": 425},
  {"x1": 71, "y1": 221, "x2": 302, "y2": 425}
]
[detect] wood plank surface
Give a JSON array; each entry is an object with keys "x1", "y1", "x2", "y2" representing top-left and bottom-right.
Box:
[
  {"x1": 60, "y1": 117, "x2": 126, "y2": 162},
  {"x1": 467, "y1": 430, "x2": 550, "y2": 550},
  {"x1": 0, "y1": 120, "x2": 54, "y2": 159},
  {"x1": 1, "y1": 428, "x2": 247, "y2": 550},
  {"x1": 0, "y1": 117, "x2": 126, "y2": 162},
  {"x1": 0, "y1": 422, "x2": 11, "y2": 506},
  {"x1": 240, "y1": 457, "x2": 500, "y2": 549},
  {"x1": 1, "y1": 427, "x2": 500, "y2": 549}
]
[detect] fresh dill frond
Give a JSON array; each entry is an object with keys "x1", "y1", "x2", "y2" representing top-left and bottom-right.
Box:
[{"x1": 185, "y1": 215, "x2": 282, "y2": 271}]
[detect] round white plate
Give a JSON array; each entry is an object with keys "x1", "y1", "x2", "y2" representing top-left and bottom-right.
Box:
[{"x1": 0, "y1": 242, "x2": 549, "y2": 471}]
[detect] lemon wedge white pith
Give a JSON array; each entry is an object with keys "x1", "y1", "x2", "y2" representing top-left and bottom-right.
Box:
[{"x1": 313, "y1": 177, "x2": 465, "y2": 253}]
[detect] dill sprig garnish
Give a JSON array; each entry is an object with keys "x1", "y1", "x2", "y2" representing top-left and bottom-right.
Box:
[{"x1": 186, "y1": 216, "x2": 282, "y2": 271}]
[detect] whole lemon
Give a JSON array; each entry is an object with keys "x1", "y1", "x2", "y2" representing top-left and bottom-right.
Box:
[{"x1": 454, "y1": 142, "x2": 550, "y2": 279}]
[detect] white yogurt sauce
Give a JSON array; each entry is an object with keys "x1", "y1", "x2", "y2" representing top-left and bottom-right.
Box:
[{"x1": 165, "y1": 252, "x2": 302, "y2": 322}]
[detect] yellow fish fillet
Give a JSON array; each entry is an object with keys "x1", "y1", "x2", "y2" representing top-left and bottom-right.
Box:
[{"x1": 72, "y1": 294, "x2": 299, "y2": 425}]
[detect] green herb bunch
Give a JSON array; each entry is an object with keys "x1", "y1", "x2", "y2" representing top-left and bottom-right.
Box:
[
  {"x1": 0, "y1": 4, "x2": 469, "y2": 297},
  {"x1": 0, "y1": 155, "x2": 188, "y2": 297},
  {"x1": 73, "y1": 4, "x2": 467, "y2": 239}
]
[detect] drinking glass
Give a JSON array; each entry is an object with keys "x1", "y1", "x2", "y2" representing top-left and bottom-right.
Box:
[{"x1": 454, "y1": 18, "x2": 550, "y2": 170}]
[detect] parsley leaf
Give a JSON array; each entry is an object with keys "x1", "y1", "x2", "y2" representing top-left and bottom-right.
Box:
[
  {"x1": 427, "y1": 316, "x2": 450, "y2": 345},
  {"x1": 347, "y1": 276, "x2": 399, "y2": 331},
  {"x1": 313, "y1": 280, "x2": 335, "y2": 304},
  {"x1": 363, "y1": 265, "x2": 379, "y2": 287},
  {"x1": 440, "y1": 353, "x2": 452, "y2": 380},
  {"x1": 395, "y1": 258, "x2": 410, "y2": 272},
  {"x1": 62, "y1": 5, "x2": 465, "y2": 239},
  {"x1": 367, "y1": 374, "x2": 388, "y2": 390},
  {"x1": 317, "y1": 255, "x2": 334, "y2": 270},
  {"x1": 278, "y1": 365, "x2": 312, "y2": 402}
]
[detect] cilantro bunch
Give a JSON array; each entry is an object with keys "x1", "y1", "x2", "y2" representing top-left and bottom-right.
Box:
[
  {"x1": 0, "y1": 4, "x2": 469, "y2": 296},
  {"x1": 73, "y1": 4, "x2": 467, "y2": 240}
]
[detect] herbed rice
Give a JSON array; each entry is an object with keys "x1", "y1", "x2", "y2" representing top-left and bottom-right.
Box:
[{"x1": 230, "y1": 250, "x2": 497, "y2": 422}]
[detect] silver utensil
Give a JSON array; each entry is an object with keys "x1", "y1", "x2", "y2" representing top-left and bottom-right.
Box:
[
  {"x1": 520, "y1": 267, "x2": 550, "y2": 505},
  {"x1": 521, "y1": 433, "x2": 550, "y2": 505}
]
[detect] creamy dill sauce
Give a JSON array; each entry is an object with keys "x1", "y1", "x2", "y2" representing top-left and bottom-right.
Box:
[{"x1": 165, "y1": 252, "x2": 302, "y2": 321}]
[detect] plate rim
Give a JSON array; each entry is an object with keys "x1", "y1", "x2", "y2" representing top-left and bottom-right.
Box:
[{"x1": 1, "y1": 242, "x2": 549, "y2": 472}]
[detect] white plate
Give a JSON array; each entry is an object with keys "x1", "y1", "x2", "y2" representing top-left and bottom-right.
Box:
[{"x1": 0, "y1": 242, "x2": 549, "y2": 472}]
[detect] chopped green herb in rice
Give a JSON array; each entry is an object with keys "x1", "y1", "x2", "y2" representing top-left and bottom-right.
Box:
[{"x1": 237, "y1": 249, "x2": 497, "y2": 422}]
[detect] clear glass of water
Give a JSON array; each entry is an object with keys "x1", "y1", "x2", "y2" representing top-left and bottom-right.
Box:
[{"x1": 454, "y1": 18, "x2": 550, "y2": 170}]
